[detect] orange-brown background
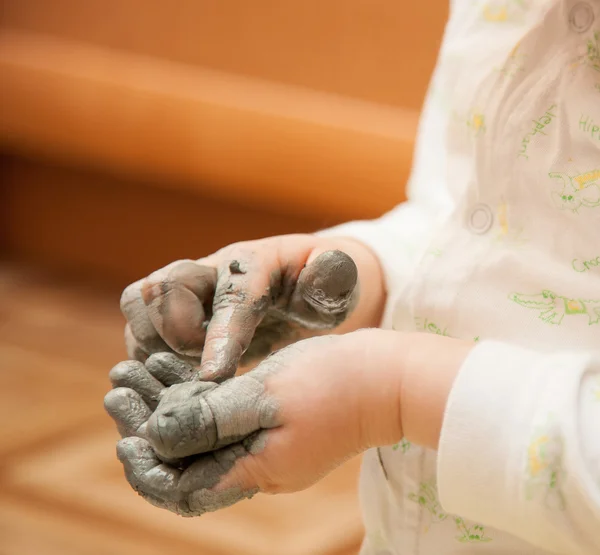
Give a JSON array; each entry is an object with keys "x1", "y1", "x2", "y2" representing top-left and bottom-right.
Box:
[{"x1": 0, "y1": 2, "x2": 447, "y2": 554}]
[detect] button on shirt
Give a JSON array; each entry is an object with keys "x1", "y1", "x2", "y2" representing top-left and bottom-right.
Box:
[{"x1": 320, "y1": 1, "x2": 600, "y2": 553}]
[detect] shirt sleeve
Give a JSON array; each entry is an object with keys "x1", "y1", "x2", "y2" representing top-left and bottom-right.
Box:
[
  {"x1": 315, "y1": 38, "x2": 454, "y2": 329},
  {"x1": 437, "y1": 340, "x2": 600, "y2": 555}
]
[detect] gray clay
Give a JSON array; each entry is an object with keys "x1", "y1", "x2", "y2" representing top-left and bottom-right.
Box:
[
  {"x1": 109, "y1": 249, "x2": 359, "y2": 516},
  {"x1": 119, "y1": 250, "x2": 358, "y2": 383},
  {"x1": 228, "y1": 260, "x2": 246, "y2": 274},
  {"x1": 117, "y1": 436, "x2": 258, "y2": 517},
  {"x1": 106, "y1": 347, "x2": 287, "y2": 516}
]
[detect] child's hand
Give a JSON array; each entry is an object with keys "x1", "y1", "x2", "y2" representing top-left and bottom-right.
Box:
[
  {"x1": 105, "y1": 331, "x2": 404, "y2": 517},
  {"x1": 120, "y1": 234, "x2": 384, "y2": 383}
]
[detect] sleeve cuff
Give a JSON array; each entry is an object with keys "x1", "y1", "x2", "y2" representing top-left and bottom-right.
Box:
[{"x1": 437, "y1": 340, "x2": 586, "y2": 532}]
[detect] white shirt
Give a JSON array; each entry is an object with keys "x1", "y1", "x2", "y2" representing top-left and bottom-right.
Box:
[{"x1": 320, "y1": 1, "x2": 600, "y2": 553}]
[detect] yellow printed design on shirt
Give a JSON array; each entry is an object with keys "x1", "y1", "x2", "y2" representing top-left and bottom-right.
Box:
[
  {"x1": 494, "y1": 199, "x2": 527, "y2": 246},
  {"x1": 480, "y1": 0, "x2": 529, "y2": 23},
  {"x1": 498, "y1": 41, "x2": 527, "y2": 78},
  {"x1": 525, "y1": 424, "x2": 566, "y2": 510},
  {"x1": 549, "y1": 170, "x2": 600, "y2": 212},
  {"x1": 467, "y1": 112, "x2": 486, "y2": 135},
  {"x1": 593, "y1": 377, "x2": 600, "y2": 402}
]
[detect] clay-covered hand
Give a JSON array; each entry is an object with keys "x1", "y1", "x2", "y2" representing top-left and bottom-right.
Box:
[
  {"x1": 105, "y1": 331, "x2": 404, "y2": 517},
  {"x1": 120, "y1": 235, "x2": 371, "y2": 382}
]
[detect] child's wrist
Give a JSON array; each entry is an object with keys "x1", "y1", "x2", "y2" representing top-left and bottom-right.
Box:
[
  {"x1": 400, "y1": 334, "x2": 474, "y2": 450},
  {"x1": 344, "y1": 330, "x2": 474, "y2": 452},
  {"x1": 342, "y1": 329, "x2": 406, "y2": 449}
]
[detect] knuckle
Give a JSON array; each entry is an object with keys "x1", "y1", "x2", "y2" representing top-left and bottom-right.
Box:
[
  {"x1": 213, "y1": 285, "x2": 247, "y2": 309},
  {"x1": 257, "y1": 475, "x2": 284, "y2": 495}
]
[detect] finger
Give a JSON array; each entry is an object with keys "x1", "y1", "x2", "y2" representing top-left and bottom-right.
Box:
[
  {"x1": 145, "y1": 381, "x2": 219, "y2": 459},
  {"x1": 120, "y1": 261, "x2": 193, "y2": 355},
  {"x1": 141, "y1": 262, "x2": 217, "y2": 358},
  {"x1": 287, "y1": 250, "x2": 358, "y2": 329},
  {"x1": 145, "y1": 352, "x2": 197, "y2": 386},
  {"x1": 199, "y1": 255, "x2": 276, "y2": 382},
  {"x1": 146, "y1": 372, "x2": 280, "y2": 459},
  {"x1": 104, "y1": 387, "x2": 153, "y2": 437},
  {"x1": 109, "y1": 360, "x2": 164, "y2": 410},
  {"x1": 124, "y1": 324, "x2": 150, "y2": 362},
  {"x1": 117, "y1": 438, "x2": 255, "y2": 516},
  {"x1": 181, "y1": 444, "x2": 258, "y2": 514},
  {"x1": 121, "y1": 281, "x2": 171, "y2": 355},
  {"x1": 116, "y1": 437, "x2": 189, "y2": 515}
]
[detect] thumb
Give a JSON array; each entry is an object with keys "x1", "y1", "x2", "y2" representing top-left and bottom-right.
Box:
[
  {"x1": 212, "y1": 429, "x2": 273, "y2": 493},
  {"x1": 146, "y1": 371, "x2": 281, "y2": 460},
  {"x1": 286, "y1": 250, "x2": 359, "y2": 329}
]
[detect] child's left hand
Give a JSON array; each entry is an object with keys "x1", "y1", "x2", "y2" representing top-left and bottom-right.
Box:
[{"x1": 104, "y1": 330, "x2": 406, "y2": 516}]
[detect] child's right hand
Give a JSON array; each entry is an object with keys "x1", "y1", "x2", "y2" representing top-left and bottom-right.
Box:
[{"x1": 120, "y1": 234, "x2": 385, "y2": 382}]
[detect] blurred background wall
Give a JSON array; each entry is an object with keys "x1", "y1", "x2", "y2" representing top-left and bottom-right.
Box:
[{"x1": 0, "y1": 2, "x2": 447, "y2": 554}]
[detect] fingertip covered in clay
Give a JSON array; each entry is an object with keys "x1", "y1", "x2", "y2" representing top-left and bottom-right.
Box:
[
  {"x1": 145, "y1": 352, "x2": 197, "y2": 385},
  {"x1": 104, "y1": 387, "x2": 153, "y2": 438},
  {"x1": 109, "y1": 360, "x2": 164, "y2": 409},
  {"x1": 287, "y1": 250, "x2": 359, "y2": 328}
]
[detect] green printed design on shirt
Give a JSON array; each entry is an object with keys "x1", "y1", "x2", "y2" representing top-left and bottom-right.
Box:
[
  {"x1": 454, "y1": 517, "x2": 492, "y2": 543},
  {"x1": 569, "y1": 31, "x2": 600, "y2": 73},
  {"x1": 518, "y1": 104, "x2": 557, "y2": 159},
  {"x1": 509, "y1": 290, "x2": 600, "y2": 325},
  {"x1": 579, "y1": 116, "x2": 600, "y2": 143},
  {"x1": 498, "y1": 40, "x2": 526, "y2": 78},
  {"x1": 408, "y1": 482, "x2": 449, "y2": 526},
  {"x1": 428, "y1": 247, "x2": 444, "y2": 257},
  {"x1": 550, "y1": 169, "x2": 600, "y2": 212},
  {"x1": 414, "y1": 317, "x2": 450, "y2": 336},
  {"x1": 392, "y1": 438, "x2": 411, "y2": 453},
  {"x1": 366, "y1": 530, "x2": 390, "y2": 552},
  {"x1": 586, "y1": 32, "x2": 600, "y2": 72},
  {"x1": 525, "y1": 421, "x2": 566, "y2": 511},
  {"x1": 414, "y1": 317, "x2": 481, "y2": 342},
  {"x1": 408, "y1": 482, "x2": 493, "y2": 542}
]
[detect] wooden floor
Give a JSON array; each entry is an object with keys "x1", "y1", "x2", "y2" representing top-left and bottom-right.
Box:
[{"x1": 0, "y1": 263, "x2": 363, "y2": 555}]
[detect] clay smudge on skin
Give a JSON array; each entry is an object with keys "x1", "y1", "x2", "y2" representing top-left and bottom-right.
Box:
[
  {"x1": 122, "y1": 250, "x2": 358, "y2": 381},
  {"x1": 242, "y1": 312, "x2": 297, "y2": 362},
  {"x1": 146, "y1": 362, "x2": 281, "y2": 459},
  {"x1": 109, "y1": 360, "x2": 164, "y2": 409},
  {"x1": 228, "y1": 260, "x2": 245, "y2": 274},
  {"x1": 113, "y1": 352, "x2": 288, "y2": 516},
  {"x1": 248, "y1": 251, "x2": 359, "y2": 355},
  {"x1": 239, "y1": 251, "x2": 360, "y2": 363},
  {"x1": 145, "y1": 352, "x2": 197, "y2": 385},
  {"x1": 287, "y1": 250, "x2": 359, "y2": 327},
  {"x1": 117, "y1": 436, "x2": 259, "y2": 517},
  {"x1": 104, "y1": 387, "x2": 153, "y2": 438}
]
